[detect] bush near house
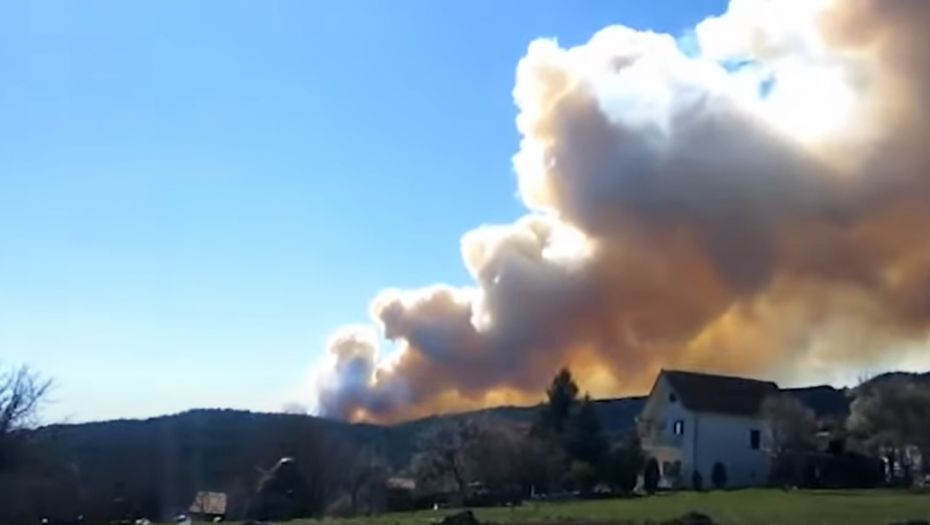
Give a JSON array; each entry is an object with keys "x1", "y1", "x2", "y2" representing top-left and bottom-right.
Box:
[
  {"x1": 770, "y1": 451, "x2": 884, "y2": 489},
  {"x1": 691, "y1": 470, "x2": 703, "y2": 491},
  {"x1": 642, "y1": 458, "x2": 660, "y2": 494},
  {"x1": 711, "y1": 462, "x2": 727, "y2": 490}
]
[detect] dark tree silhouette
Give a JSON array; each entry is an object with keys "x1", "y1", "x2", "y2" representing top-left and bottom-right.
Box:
[
  {"x1": 0, "y1": 364, "x2": 53, "y2": 473},
  {"x1": 603, "y1": 432, "x2": 644, "y2": 493},
  {"x1": 643, "y1": 457, "x2": 660, "y2": 494},
  {"x1": 711, "y1": 462, "x2": 728, "y2": 490},
  {"x1": 534, "y1": 368, "x2": 580, "y2": 437},
  {"x1": 564, "y1": 395, "x2": 607, "y2": 467},
  {"x1": 692, "y1": 470, "x2": 704, "y2": 491}
]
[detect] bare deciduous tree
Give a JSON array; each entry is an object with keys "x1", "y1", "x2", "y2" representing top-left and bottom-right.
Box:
[
  {"x1": 761, "y1": 394, "x2": 818, "y2": 458},
  {"x1": 0, "y1": 364, "x2": 52, "y2": 434},
  {"x1": 761, "y1": 394, "x2": 818, "y2": 487},
  {"x1": 0, "y1": 364, "x2": 54, "y2": 525},
  {"x1": 464, "y1": 418, "x2": 526, "y2": 493},
  {"x1": 0, "y1": 364, "x2": 53, "y2": 472},
  {"x1": 412, "y1": 416, "x2": 538, "y2": 501},
  {"x1": 847, "y1": 377, "x2": 930, "y2": 483},
  {"x1": 848, "y1": 378, "x2": 930, "y2": 448},
  {"x1": 343, "y1": 446, "x2": 390, "y2": 516},
  {"x1": 411, "y1": 418, "x2": 479, "y2": 497}
]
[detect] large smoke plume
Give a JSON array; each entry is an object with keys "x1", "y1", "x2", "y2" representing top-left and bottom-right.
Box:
[{"x1": 309, "y1": 0, "x2": 930, "y2": 423}]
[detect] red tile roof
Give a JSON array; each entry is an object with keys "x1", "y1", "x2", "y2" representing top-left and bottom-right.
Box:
[{"x1": 662, "y1": 369, "x2": 779, "y2": 417}]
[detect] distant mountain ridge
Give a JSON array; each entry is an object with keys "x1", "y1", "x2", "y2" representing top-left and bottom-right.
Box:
[
  {"x1": 405, "y1": 382, "x2": 856, "y2": 442},
  {"x1": 43, "y1": 369, "x2": 930, "y2": 444},
  {"x1": 29, "y1": 369, "x2": 929, "y2": 508}
]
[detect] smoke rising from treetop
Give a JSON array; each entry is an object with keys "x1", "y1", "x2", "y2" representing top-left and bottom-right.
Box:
[{"x1": 309, "y1": 0, "x2": 930, "y2": 423}]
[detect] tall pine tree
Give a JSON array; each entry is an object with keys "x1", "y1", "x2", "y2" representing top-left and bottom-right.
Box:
[
  {"x1": 533, "y1": 369, "x2": 610, "y2": 492},
  {"x1": 534, "y1": 368, "x2": 580, "y2": 437},
  {"x1": 564, "y1": 394, "x2": 608, "y2": 466}
]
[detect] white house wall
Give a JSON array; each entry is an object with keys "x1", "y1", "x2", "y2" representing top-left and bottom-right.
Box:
[
  {"x1": 639, "y1": 373, "x2": 773, "y2": 489},
  {"x1": 692, "y1": 412, "x2": 771, "y2": 488}
]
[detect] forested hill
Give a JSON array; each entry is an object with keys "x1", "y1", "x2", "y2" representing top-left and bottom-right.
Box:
[
  {"x1": 39, "y1": 374, "x2": 881, "y2": 469},
  {"x1": 15, "y1": 371, "x2": 925, "y2": 521}
]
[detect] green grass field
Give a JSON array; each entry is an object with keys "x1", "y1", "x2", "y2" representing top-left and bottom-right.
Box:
[{"x1": 315, "y1": 490, "x2": 930, "y2": 525}]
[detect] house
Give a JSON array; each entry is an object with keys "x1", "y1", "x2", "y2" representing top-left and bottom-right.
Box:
[
  {"x1": 386, "y1": 477, "x2": 417, "y2": 491},
  {"x1": 188, "y1": 491, "x2": 227, "y2": 521},
  {"x1": 638, "y1": 369, "x2": 779, "y2": 489}
]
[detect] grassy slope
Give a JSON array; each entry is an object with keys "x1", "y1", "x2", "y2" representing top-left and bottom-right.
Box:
[{"x1": 314, "y1": 490, "x2": 930, "y2": 525}]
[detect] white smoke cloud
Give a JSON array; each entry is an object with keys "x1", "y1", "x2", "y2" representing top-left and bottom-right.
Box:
[{"x1": 304, "y1": 0, "x2": 930, "y2": 423}]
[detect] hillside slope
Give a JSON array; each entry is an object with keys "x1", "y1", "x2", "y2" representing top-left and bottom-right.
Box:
[
  {"x1": 27, "y1": 370, "x2": 926, "y2": 518},
  {"x1": 38, "y1": 377, "x2": 860, "y2": 472}
]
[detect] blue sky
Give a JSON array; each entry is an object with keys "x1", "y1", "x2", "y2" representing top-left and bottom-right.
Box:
[{"x1": 0, "y1": 0, "x2": 727, "y2": 423}]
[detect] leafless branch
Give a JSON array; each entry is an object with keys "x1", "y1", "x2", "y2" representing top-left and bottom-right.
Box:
[{"x1": 0, "y1": 364, "x2": 54, "y2": 436}]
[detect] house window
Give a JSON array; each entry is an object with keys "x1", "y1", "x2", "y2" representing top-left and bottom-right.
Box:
[
  {"x1": 673, "y1": 420, "x2": 685, "y2": 435},
  {"x1": 750, "y1": 429, "x2": 761, "y2": 450},
  {"x1": 669, "y1": 392, "x2": 678, "y2": 403}
]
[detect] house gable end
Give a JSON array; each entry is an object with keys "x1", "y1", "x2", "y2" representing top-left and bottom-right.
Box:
[
  {"x1": 640, "y1": 373, "x2": 686, "y2": 420},
  {"x1": 639, "y1": 373, "x2": 693, "y2": 437}
]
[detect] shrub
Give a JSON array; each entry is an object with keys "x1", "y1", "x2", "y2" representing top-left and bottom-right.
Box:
[
  {"x1": 643, "y1": 457, "x2": 661, "y2": 494},
  {"x1": 567, "y1": 460, "x2": 598, "y2": 493},
  {"x1": 605, "y1": 438, "x2": 644, "y2": 493},
  {"x1": 711, "y1": 462, "x2": 728, "y2": 490},
  {"x1": 692, "y1": 470, "x2": 704, "y2": 491},
  {"x1": 325, "y1": 494, "x2": 354, "y2": 518}
]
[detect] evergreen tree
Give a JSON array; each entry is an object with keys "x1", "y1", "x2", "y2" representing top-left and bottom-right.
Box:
[
  {"x1": 564, "y1": 395, "x2": 607, "y2": 466},
  {"x1": 534, "y1": 368, "x2": 580, "y2": 437},
  {"x1": 533, "y1": 370, "x2": 613, "y2": 492}
]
